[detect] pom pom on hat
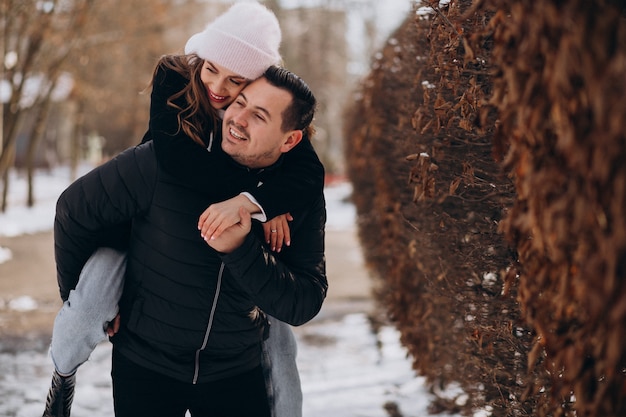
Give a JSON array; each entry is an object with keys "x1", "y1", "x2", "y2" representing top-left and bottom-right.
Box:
[{"x1": 185, "y1": 2, "x2": 282, "y2": 80}]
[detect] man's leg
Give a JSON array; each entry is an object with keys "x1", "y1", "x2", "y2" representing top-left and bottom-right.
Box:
[
  {"x1": 189, "y1": 364, "x2": 271, "y2": 417},
  {"x1": 42, "y1": 247, "x2": 126, "y2": 417},
  {"x1": 112, "y1": 347, "x2": 188, "y2": 417},
  {"x1": 262, "y1": 316, "x2": 302, "y2": 417}
]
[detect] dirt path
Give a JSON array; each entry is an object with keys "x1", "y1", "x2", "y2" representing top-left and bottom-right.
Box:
[
  {"x1": 0, "y1": 228, "x2": 376, "y2": 348},
  {"x1": 0, "y1": 231, "x2": 60, "y2": 348}
]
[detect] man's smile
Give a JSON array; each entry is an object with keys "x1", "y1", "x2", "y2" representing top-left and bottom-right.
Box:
[{"x1": 228, "y1": 126, "x2": 248, "y2": 141}]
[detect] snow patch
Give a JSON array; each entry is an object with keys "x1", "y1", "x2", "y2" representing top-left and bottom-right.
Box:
[
  {"x1": 0, "y1": 246, "x2": 12, "y2": 264},
  {"x1": 8, "y1": 296, "x2": 38, "y2": 311}
]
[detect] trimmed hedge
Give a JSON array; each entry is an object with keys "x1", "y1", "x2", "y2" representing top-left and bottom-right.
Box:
[{"x1": 344, "y1": 1, "x2": 626, "y2": 415}]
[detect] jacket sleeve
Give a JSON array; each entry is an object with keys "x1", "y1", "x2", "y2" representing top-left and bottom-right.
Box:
[
  {"x1": 54, "y1": 144, "x2": 157, "y2": 300},
  {"x1": 252, "y1": 138, "x2": 325, "y2": 218},
  {"x1": 148, "y1": 64, "x2": 325, "y2": 219},
  {"x1": 220, "y1": 194, "x2": 327, "y2": 326}
]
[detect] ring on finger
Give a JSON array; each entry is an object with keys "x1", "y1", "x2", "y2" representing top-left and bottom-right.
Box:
[{"x1": 271, "y1": 229, "x2": 277, "y2": 233}]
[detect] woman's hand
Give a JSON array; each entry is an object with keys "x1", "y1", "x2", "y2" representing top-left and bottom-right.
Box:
[
  {"x1": 262, "y1": 213, "x2": 293, "y2": 252},
  {"x1": 106, "y1": 314, "x2": 121, "y2": 337},
  {"x1": 198, "y1": 194, "x2": 259, "y2": 241},
  {"x1": 206, "y1": 207, "x2": 252, "y2": 253}
]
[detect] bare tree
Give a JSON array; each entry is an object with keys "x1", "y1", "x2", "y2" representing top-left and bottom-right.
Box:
[
  {"x1": 1, "y1": 0, "x2": 188, "y2": 209},
  {"x1": 64, "y1": 0, "x2": 205, "y2": 159},
  {"x1": 1, "y1": 0, "x2": 94, "y2": 210}
]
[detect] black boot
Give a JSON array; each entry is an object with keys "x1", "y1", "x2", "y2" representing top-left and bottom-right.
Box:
[{"x1": 42, "y1": 370, "x2": 76, "y2": 417}]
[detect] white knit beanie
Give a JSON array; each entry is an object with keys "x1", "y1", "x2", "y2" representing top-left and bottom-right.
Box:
[{"x1": 184, "y1": 2, "x2": 282, "y2": 80}]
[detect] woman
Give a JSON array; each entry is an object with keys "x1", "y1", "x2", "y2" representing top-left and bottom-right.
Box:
[{"x1": 43, "y1": 3, "x2": 323, "y2": 417}]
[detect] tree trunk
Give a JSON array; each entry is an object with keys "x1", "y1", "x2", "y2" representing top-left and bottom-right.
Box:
[
  {"x1": 0, "y1": 98, "x2": 24, "y2": 190},
  {"x1": 0, "y1": 146, "x2": 15, "y2": 213},
  {"x1": 26, "y1": 93, "x2": 54, "y2": 207},
  {"x1": 70, "y1": 100, "x2": 85, "y2": 181}
]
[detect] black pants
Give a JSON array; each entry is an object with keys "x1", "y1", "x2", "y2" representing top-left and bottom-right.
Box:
[{"x1": 111, "y1": 348, "x2": 271, "y2": 417}]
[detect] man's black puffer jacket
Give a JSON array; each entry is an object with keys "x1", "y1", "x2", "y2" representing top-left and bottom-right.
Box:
[{"x1": 54, "y1": 141, "x2": 327, "y2": 384}]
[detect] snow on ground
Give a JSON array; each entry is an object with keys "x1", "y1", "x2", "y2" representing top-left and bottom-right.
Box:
[
  {"x1": 0, "y1": 166, "x2": 81, "y2": 239},
  {"x1": 0, "y1": 246, "x2": 11, "y2": 264},
  {"x1": 0, "y1": 312, "x2": 443, "y2": 417},
  {"x1": 0, "y1": 167, "x2": 469, "y2": 417}
]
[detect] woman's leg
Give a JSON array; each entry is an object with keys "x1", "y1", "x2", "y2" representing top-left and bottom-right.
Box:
[
  {"x1": 262, "y1": 316, "x2": 302, "y2": 417},
  {"x1": 43, "y1": 247, "x2": 126, "y2": 417},
  {"x1": 50, "y1": 247, "x2": 126, "y2": 374}
]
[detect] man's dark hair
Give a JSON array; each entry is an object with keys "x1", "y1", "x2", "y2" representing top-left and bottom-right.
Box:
[{"x1": 263, "y1": 66, "x2": 317, "y2": 139}]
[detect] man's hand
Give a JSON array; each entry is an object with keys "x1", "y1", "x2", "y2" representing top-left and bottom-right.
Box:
[
  {"x1": 198, "y1": 195, "x2": 260, "y2": 241},
  {"x1": 205, "y1": 207, "x2": 252, "y2": 253},
  {"x1": 262, "y1": 213, "x2": 293, "y2": 252}
]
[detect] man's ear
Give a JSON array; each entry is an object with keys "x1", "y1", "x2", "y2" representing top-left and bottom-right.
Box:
[{"x1": 280, "y1": 130, "x2": 303, "y2": 153}]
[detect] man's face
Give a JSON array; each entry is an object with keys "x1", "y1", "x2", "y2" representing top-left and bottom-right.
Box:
[{"x1": 221, "y1": 78, "x2": 302, "y2": 169}]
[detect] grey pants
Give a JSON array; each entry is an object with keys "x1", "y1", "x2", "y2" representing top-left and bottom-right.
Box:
[{"x1": 50, "y1": 247, "x2": 302, "y2": 417}]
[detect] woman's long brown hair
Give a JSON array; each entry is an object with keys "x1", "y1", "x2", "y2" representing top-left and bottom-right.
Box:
[{"x1": 151, "y1": 54, "x2": 219, "y2": 147}]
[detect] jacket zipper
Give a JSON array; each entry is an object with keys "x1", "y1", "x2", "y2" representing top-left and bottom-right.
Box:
[{"x1": 192, "y1": 262, "x2": 225, "y2": 384}]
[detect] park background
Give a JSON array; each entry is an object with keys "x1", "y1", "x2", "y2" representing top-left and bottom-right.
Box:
[{"x1": 2, "y1": 0, "x2": 626, "y2": 416}]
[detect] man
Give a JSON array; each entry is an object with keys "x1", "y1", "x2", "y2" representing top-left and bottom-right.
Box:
[{"x1": 54, "y1": 66, "x2": 327, "y2": 417}]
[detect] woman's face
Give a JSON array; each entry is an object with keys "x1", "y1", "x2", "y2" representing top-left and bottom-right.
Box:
[{"x1": 200, "y1": 60, "x2": 248, "y2": 110}]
